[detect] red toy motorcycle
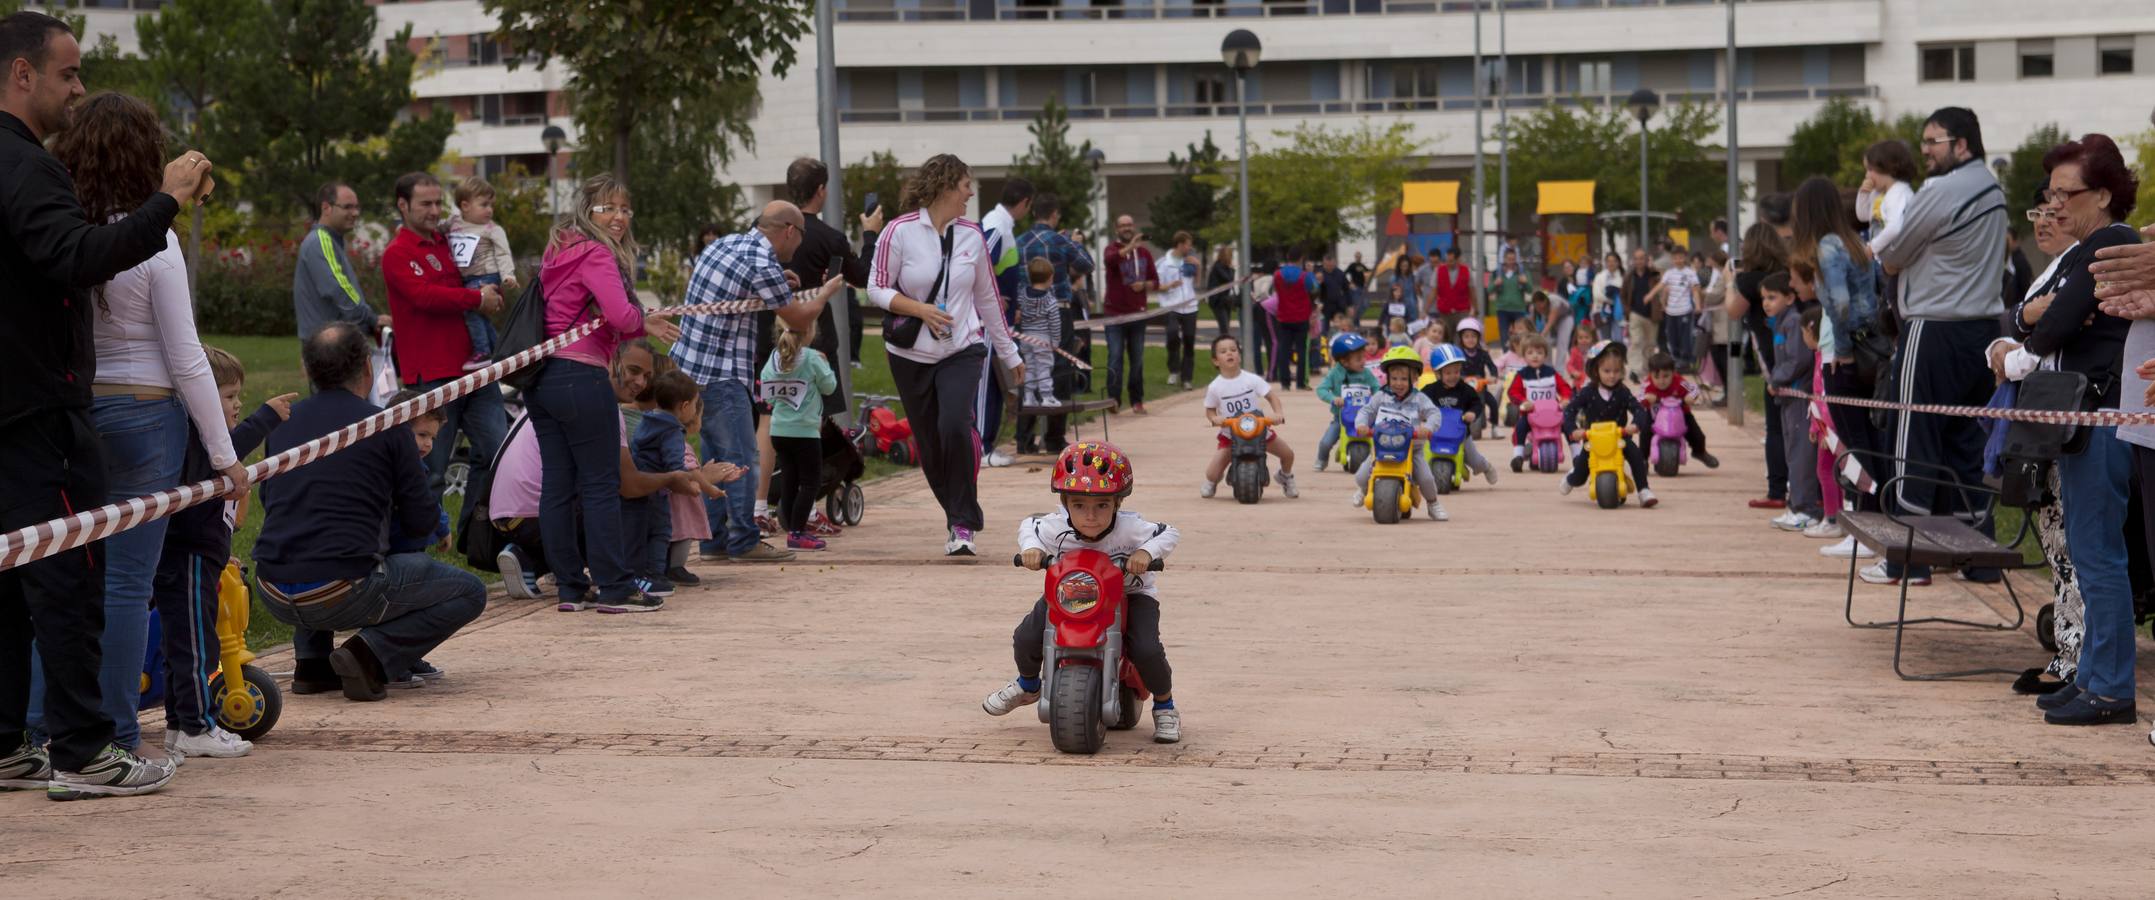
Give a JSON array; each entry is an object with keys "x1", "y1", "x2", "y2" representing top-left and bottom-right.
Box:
[{"x1": 1014, "y1": 549, "x2": 1164, "y2": 754}]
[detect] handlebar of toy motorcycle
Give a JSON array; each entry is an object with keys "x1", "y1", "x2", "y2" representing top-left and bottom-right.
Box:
[{"x1": 1013, "y1": 553, "x2": 1166, "y2": 571}]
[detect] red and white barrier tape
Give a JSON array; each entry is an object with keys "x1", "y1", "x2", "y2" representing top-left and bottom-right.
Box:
[
  {"x1": 0, "y1": 296, "x2": 771, "y2": 574},
  {"x1": 1012, "y1": 331, "x2": 1093, "y2": 371},
  {"x1": 1765, "y1": 385, "x2": 2155, "y2": 427},
  {"x1": 1068, "y1": 278, "x2": 1250, "y2": 332}
]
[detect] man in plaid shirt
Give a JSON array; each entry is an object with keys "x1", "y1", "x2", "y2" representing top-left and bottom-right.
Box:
[
  {"x1": 1014, "y1": 194, "x2": 1094, "y2": 454},
  {"x1": 674, "y1": 201, "x2": 841, "y2": 563}
]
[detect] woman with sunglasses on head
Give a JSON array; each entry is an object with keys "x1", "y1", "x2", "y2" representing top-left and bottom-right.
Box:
[{"x1": 1985, "y1": 134, "x2": 2142, "y2": 726}]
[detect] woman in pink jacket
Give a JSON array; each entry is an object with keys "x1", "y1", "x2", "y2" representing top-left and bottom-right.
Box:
[{"x1": 526, "y1": 175, "x2": 678, "y2": 612}]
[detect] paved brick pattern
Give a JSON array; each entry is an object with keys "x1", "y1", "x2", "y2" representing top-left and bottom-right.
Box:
[{"x1": 271, "y1": 728, "x2": 2155, "y2": 787}]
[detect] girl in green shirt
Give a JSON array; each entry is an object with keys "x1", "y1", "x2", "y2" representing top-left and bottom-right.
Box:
[{"x1": 762, "y1": 320, "x2": 839, "y2": 550}]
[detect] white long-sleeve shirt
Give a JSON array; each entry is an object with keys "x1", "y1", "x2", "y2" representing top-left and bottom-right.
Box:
[
  {"x1": 1018, "y1": 509, "x2": 1179, "y2": 600},
  {"x1": 1155, "y1": 252, "x2": 1198, "y2": 314},
  {"x1": 866, "y1": 210, "x2": 1021, "y2": 369},
  {"x1": 91, "y1": 227, "x2": 239, "y2": 469},
  {"x1": 1858, "y1": 180, "x2": 1915, "y2": 257}
]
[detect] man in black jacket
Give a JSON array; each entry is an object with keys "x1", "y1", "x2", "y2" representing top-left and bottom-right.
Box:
[
  {"x1": 783, "y1": 157, "x2": 875, "y2": 414},
  {"x1": 0, "y1": 11, "x2": 214, "y2": 800},
  {"x1": 253, "y1": 323, "x2": 487, "y2": 703}
]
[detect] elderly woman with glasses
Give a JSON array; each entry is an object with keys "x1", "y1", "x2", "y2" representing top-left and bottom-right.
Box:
[{"x1": 1985, "y1": 133, "x2": 2143, "y2": 727}]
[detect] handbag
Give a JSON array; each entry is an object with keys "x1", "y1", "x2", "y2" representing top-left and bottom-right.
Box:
[
  {"x1": 1848, "y1": 326, "x2": 1895, "y2": 386},
  {"x1": 492, "y1": 274, "x2": 595, "y2": 393},
  {"x1": 456, "y1": 414, "x2": 529, "y2": 571},
  {"x1": 1998, "y1": 369, "x2": 2089, "y2": 508},
  {"x1": 886, "y1": 223, "x2": 955, "y2": 350}
]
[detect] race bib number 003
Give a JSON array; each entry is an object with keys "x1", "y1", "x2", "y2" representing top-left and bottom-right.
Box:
[
  {"x1": 761, "y1": 380, "x2": 809, "y2": 409},
  {"x1": 1218, "y1": 393, "x2": 1258, "y2": 416}
]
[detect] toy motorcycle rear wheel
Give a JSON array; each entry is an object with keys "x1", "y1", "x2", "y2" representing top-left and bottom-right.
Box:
[
  {"x1": 1655, "y1": 438, "x2": 1682, "y2": 478},
  {"x1": 1049, "y1": 664, "x2": 1108, "y2": 754},
  {"x1": 1372, "y1": 478, "x2": 1402, "y2": 524},
  {"x1": 209, "y1": 664, "x2": 282, "y2": 741},
  {"x1": 1594, "y1": 472, "x2": 1622, "y2": 510},
  {"x1": 1110, "y1": 685, "x2": 1142, "y2": 731},
  {"x1": 1230, "y1": 459, "x2": 1265, "y2": 504},
  {"x1": 1432, "y1": 459, "x2": 1457, "y2": 495},
  {"x1": 1344, "y1": 443, "x2": 1369, "y2": 475},
  {"x1": 887, "y1": 441, "x2": 913, "y2": 466}
]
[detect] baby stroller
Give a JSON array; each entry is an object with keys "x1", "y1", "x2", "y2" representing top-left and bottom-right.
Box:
[{"x1": 819, "y1": 418, "x2": 867, "y2": 527}]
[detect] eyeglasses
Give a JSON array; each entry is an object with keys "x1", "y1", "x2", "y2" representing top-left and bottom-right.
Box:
[
  {"x1": 2025, "y1": 208, "x2": 2057, "y2": 222},
  {"x1": 2043, "y1": 186, "x2": 2096, "y2": 205},
  {"x1": 1921, "y1": 136, "x2": 1958, "y2": 147},
  {"x1": 591, "y1": 205, "x2": 635, "y2": 219},
  {"x1": 333, "y1": 203, "x2": 360, "y2": 212}
]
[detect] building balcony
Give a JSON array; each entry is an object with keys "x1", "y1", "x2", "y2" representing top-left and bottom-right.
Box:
[
  {"x1": 833, "y1": 0, "x2": 1882, "y2": 67},
  {"x1": 838, "y1": 0, "x2": 1826, "y2": 23},
  {"x1": 838, "y1": 82, "x2": 1876, "y2": 124}
]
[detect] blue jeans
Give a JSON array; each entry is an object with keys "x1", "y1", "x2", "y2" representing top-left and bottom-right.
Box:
[
  {"x1": 625, "y1": 495, "x2": 670, "y2": 580},
  {"x1": 2058, "y1": 428, "x2": 2135, "y2": 700},
  {"x1": 30, "y1": 396, "x2": 186, "y2": 750},
  {"x1": 527, "y1": 359, "x2": 633, "y2": 600},
  {"x1": 1496, "y1": 310, "x2": 1525, "y2": 341},
  {"x1": 1664, "y1": 312, "x2": 1698, "y2": 369},
  {"x1": 462, "y1": 273, "x2": 502, "y2": 357},
  {"x1": 1318, "y1": 418, "x2": 1342, "y2": 465},
  {"x1": 699, "y1": 379, "x2": 761, "y2": 557},
  {"x1": 1105, "y1": 321, "x2": 1146, "y2": 406},
  {"x1": 415, "y1": 376, "x2": 508, "y2": 501},
  {"x1": 262, "y1": 553, "x2": 485, "y2": 682}
]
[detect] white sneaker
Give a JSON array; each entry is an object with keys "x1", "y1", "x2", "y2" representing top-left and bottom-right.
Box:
[
  {"x1": 1349, "y1": 488, "x2": 1365, "y2": 507},
  {"x1": 1820, "y1": 535, "x2": 1877, "y2": 559},
  {"x1": 1770, "y1": 511, "x2": 1816, "y2": 531},
  {"x1": 1278, "y1": 470, "x2": 1299, "y2": 498},
  {"x1": 985, "y1": 449, "x2": 1015, "y2": 468},
  {"x1": 1481, "y1": 465, "x2": 1499, "y2": 486},
  {"x1": 1152, "y1": 706, "x2": 1182, "y2": 744},
  {"x1": 1802, "y1": 518, "x2": 1845, "y2": 540},
  {"x1": 1166, "y1": 373, "x2": 1180, "y2": 386},
  {"x1": 1859, "y1": 560, "x2": 1931, "y2": 586},
  {"x1": 982, "y1": 680, "x2": 1039, "y2": 716},
  {"x1": 497, "y1": 548, "x2": 539, "y2": 600},
  {"x1": 1200, "y1": 480, "x2": 1218, "y2": 499},
  {"x1": 1559, "y1": 479, "x2": 1576, "y2": 496},
  {"x1": 1429, "y1": 500, "x2": 1450, "y2": 522},
  {"x1": 1638, "y1": 488, "x2": 1658, "y2": 508},
  {"x1": 164, "y1": 725, "x2": 252, "y2": 759},
  {"x1": 944, "y1": 526, "x2": 978, "y2": 557}
]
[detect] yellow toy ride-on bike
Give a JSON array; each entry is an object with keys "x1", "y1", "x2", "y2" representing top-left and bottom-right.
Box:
[
  {"x1": 1584, "y1": 421, "x2": 1634, "y2": 510},
  {"x1": 1361, "y1": 416, "x2": 1424, "y2": 524}
]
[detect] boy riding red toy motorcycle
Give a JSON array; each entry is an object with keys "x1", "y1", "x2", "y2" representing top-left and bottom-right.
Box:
[{"x1": 982, "y1": 442, "x2": 1182, "y2": 749}]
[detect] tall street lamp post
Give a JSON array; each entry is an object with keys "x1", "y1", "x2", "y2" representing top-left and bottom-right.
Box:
[
  {"x1": 1628, "y1": 88, "x2": 1659, "y2": 255},
  {"x1": 541, "y1": 123, "x2": 566, "y2": 220},
  {"x1": 1222, "y1": 28, "x2": 1261, "y2": 357}
]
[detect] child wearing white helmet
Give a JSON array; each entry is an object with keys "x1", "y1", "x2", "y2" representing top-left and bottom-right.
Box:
[{"x1": 1455, "y1": 317, "x2": 1500, "y2": 434}]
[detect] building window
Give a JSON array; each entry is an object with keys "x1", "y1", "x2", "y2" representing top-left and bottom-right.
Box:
[
  {"x1": 1919, "y1": 43, "x2": 1974, "y2": 82},
  {"x1": 1193, "y1": 72, "x2": 1229, "y2": 106},
  {"x1": 2018, "y1": 39, "x2": 2053, "y2": 79},
  {"x1": 2100, "y1": 36, "x2": 2135, "y2": 75}
]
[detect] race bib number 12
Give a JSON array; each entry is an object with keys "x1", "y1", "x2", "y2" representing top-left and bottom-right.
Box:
[{"x1": 446, "y1": 232, "x2": 480, "y2": 269}]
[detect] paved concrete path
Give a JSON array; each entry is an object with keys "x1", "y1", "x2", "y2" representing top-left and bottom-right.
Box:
[{"x1": 11, "y1": 381, "x2": 2155, "y2": 898}]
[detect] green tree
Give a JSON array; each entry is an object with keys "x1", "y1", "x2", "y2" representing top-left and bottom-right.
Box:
[
  {"x1": 1497, "y1": 99, "x2": 1727, "y2": 238},
  {"x1": 1829, "y1": 111, "x2": 1926, "y2": 187},
  {"x1": 2130, "y1": 129, "x2": 2155, "y2": 230},
  {"x1": 571, "y1": 79, "x2": 755, "y2": 254},
  {"x1": 1782, "y1": 97, "x2": 1877, "y2": 184},
  {"x1": 1202, "y1": 121, "x2": 1422, "y2": 260},
  {"x1": 1145, "y1": 131, "x2": 1223, "y2": 248},
  {"x1": 488, "y1": 0, "x2": 811, "y2": 182},
  {"x1": 844, "y1": 149, "x2": 906, "y2": 229},
  {"x1": 1009, "y1": 96, "x2": 1099, "y2": 234},
  {"x1": 2000, "y1": 123, "x2": 2067, "y2": 226},
  {"x1": 209, "y1": 0, "x2": 455, "y2": 219}
]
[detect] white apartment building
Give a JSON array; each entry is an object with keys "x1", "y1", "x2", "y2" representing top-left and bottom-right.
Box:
[{"x1": 70, "y1": 0, "x2": 2155, "y2": 245}]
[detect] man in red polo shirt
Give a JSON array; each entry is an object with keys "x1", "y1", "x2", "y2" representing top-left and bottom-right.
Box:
[
  {"x1": 381, "y1": 171, "x2": 506, "y2": 499},
  {"x1": 1100, "y1": 214, "x2": 1155, "y2": 414}
]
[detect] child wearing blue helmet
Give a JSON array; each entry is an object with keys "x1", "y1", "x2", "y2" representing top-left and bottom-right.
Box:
[
  {"x1": 1419, "y1": 343, "x2": 1500, "y2": 485},
  {"x1": 1313, "y1": 331, "x2": 1380, "y2": 471}
]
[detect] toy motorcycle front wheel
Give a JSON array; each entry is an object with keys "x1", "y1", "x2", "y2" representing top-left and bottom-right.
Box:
[
  {"x1": 209, "y1": 664, "x2": 282, "y2": 741},
  {"x1": 1230, "y1": 459, "x2": 1265, "y2": 504},
  {"x1": 1432, "y1": 459, "x2": 1457, "y2": 495},
  {"x1": 1371, "y1": 478, "x2": 1403, "y2": 524},
  {"x1": 1050, "y1": 664, "x2": 1108, "y2": 754},
  {"x1": 1655, "y1": 438, "x2": 1682, "y2": 478},
  {"x1": 1594, "y1": 472, "x2": 1622, "y2": 510},
  {"x1": 1344, "y1": 443, "x2": 1369, "y2": 475}
]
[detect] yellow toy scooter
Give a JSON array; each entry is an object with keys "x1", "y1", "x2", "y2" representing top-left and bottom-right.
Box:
[{"x1": 1584, "y1": 421, "x2": 1634, "y2": 510}]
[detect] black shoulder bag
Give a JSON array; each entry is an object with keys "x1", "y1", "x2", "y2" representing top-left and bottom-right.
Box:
[
  {"x1": 885, "y1": 223, "x2": 955, "y2": 350},
  {"x1": 1998, "y1": 369, "x2": 2089, "y2": 508}
]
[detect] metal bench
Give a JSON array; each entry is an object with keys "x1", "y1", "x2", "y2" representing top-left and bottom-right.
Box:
[{"x1": 1836, "y1": 452, "x2": 2036, "y2": 681}]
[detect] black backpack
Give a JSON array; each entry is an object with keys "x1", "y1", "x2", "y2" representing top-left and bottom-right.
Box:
[{"x1": 490, "y1": 274, "x2": 553, "y2": 393}]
